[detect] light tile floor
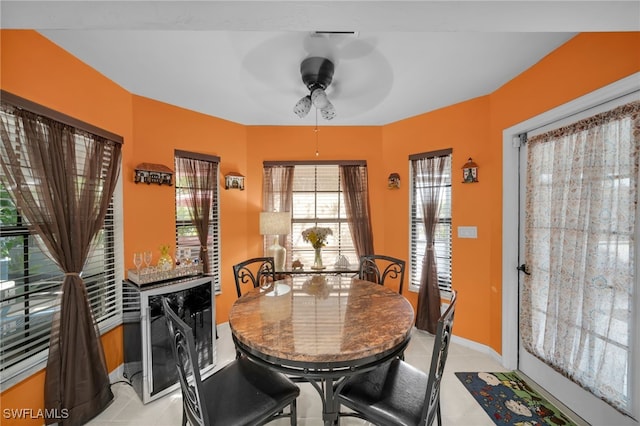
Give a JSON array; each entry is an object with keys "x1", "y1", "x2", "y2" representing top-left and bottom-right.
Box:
[{"x1": 88, "y1": 323, "x2": 507, "y2": 426}]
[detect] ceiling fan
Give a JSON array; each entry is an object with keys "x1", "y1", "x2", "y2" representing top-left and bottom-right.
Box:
[{"x1": 293, "y1": 56, "x2": 336, "y2": 121}]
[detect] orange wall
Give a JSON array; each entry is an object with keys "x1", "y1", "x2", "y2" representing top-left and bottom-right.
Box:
[
  {"x1": 381, "y1": 97, "x2": 493, "y2": 343},
  {"x1": 0, "y1": 30, "x2": 132, "y2": 426},
  {"x1": 245, "y1": 125, "x2": 384, "y2": 252},
  {"x1": 129, "y1": 95, "x2": 248, "y2": 321},
  {"x1": 486, "y1": 32, "x2": 640, "y2": 351},
  {"x1": 1, "y1": 29, "x2": 638, "y2": 421}
]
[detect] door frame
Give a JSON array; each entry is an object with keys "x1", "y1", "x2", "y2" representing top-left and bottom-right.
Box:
[{"x1": 501, "y1": 72, "x2": 640, "y2": 421}]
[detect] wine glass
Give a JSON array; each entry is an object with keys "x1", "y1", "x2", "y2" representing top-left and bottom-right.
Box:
[
  {"x1": 143, "y1": 250, "x2": 152, "y2": 271},
  {"x1": 133, "y1": 252, "x2": 143, "y2": 274}
]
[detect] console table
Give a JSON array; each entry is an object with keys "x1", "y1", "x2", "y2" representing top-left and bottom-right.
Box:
[{"x1": 122, "y1": 275, "x2": 216, "y2": 403}]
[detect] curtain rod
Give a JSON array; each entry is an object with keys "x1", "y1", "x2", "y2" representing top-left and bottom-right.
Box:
[
  {"x1": 409, "y1": 148, "x2": 452, "y2": 160},
  {"x1": 264, "y1": 160, "x2": 366, "y2": 166},
  {"x1": 175, "y1": 149, "x2": 220, "y2": 163},
  {"x1": 1, "y1": 90, "x2": 124, "y2": 144}
]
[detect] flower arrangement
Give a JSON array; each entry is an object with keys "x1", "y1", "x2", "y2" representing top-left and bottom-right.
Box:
[
  {"x1": 158, "y1": 244, "x2": 173, "y2": 271},
  {"x1": 301, "y1": 226, "x2": 333, "y2": 249}
]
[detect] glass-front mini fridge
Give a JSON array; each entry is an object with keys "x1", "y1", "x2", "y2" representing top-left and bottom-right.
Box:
[{"x1": 123, "y1": 275, "x2": 216, "y2": 403}]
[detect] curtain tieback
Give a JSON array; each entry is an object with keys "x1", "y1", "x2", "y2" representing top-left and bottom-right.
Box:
[{"x1": 64, "y1": 272, "x2": 80, "y2": 276}]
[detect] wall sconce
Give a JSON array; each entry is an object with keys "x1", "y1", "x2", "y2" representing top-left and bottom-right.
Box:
[
  {"x1": 224, "y1": 172, "x2": 245, "y2": 190},
  {"x1": 388, "y1": 173, "x2": 401, "y2": 189},
  {"x1": 134, "y1": 163, "x2": 173, "y2": 186},
  {"x1": 462, "y1": 158, "x2": 479, "y2": 183}
]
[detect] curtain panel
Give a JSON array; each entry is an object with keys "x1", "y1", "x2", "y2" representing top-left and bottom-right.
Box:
[
  {"x1": 339, "y1": 164, "x2": 374, "y2": 261},
  {"x1": 175, "y1": 153, "x2": 218, "y2": 274},
  {"x1": 263, "y1": 165, "x2": 294, "y2": 265},
  {"x1": 522, "y1": 101, "x2": 640, "y2": 413},
  {"x1": 0, "y1": 102, "x2": 122, "y2": 425},
  {"x1": 411, "y1": 151, "x2": 450, "y2": 334}
]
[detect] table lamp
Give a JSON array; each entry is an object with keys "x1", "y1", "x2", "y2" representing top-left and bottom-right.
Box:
[{"x1": 259, "y1": 211, "x2": 291, "y2": 272}]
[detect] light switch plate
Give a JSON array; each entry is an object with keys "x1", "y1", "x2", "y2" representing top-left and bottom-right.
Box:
[{"x1": 457, "y1": 226, "x2": 478, "y2": 239}]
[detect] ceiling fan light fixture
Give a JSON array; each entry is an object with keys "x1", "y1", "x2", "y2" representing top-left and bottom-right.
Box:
[
  {"x1": 320, "y1": 102, "x2": 336, "y2": 121},
  {"x1": 294, "y1": 56, "x2": 337, "y2": 120},
  {"x1": 311, "y1": 88, "x2": 329, "y2": 109},
  {"x1": 293, "y1": 95, "x2": 312, "y2": 118}
]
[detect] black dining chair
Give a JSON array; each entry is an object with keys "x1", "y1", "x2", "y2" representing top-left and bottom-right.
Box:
[
  {"x1": 337, "y1": 290, "x2": 457, "y2": 426},
  {"x1": 358, "y1": 254, "x2": 406, "y2": 294},
  {"x1": 162, "y1": 298, "x2": 299, "y2": 426},
  {"x1": 232, "y1": 257, "x2": 276, "y2": 298}
]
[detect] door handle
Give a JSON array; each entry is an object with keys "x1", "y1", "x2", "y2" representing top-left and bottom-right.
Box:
[{"x1": 517, "y1": 264, "x2": 531, "y2": 275}]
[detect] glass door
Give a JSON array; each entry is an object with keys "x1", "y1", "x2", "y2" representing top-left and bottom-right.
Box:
[{"x1": 517, "y1": 95, "x2": 639, "y2": 426}]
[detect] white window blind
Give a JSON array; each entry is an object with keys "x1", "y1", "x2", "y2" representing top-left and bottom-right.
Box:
[
  {"x1": 409, "y1": 151, "x2": 452, "y2": 292},
  {"x1": 290, "y1": 164, "x2": 357, "y2": 267},
  {"x1": 0, "y1": 106, "x2": 122, "y2": 386},
  {"x1": 174, "y1": 152, "x2": 221, "y2": 293}
]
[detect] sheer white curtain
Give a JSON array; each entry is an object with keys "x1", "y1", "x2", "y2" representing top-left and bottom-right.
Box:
[{"x1": 521, "y1": 101, "x2": 639, "y2": 414}]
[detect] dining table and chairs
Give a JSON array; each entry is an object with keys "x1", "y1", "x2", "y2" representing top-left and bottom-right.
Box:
[
  {"x1": 228, "y1": 273, "x2": 416, "y2": 425},
  {"x1": 159, "y1": 258, "x2": 455, "y2": 425}
]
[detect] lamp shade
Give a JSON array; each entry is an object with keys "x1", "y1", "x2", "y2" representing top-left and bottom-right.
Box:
[{"x1": 260, "y1": 212, "x2": 291, "y2": 235}]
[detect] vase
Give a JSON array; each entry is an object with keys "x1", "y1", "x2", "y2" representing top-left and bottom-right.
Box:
[{"x1": 311, "y1": 247, "x2": 325, "y2": 270}]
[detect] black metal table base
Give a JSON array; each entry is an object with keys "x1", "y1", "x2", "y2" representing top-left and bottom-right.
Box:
[{"x1": 233, "y1": 336, "x2": 410, "y2": 426}]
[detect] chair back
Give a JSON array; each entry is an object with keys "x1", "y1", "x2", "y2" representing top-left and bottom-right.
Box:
[
  {"x1": 421, "y1": 290, "x2": 457, "y2": 426},
  {"x1": 162, "y1": 297, "x2": 209, "y2": 426},
  {"x1": 232, "y1": 257, "x2": 276, "y2": 298},
  {"x1": 358, "y1": 254, "x2": 406, "y2": 293}
]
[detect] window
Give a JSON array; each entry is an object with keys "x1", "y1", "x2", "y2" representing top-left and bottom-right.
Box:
[
  {"x1": 0, "y1": 105, "x2": 122, "y2": 387},
  {"x1": 289, "y1": 164, "x2": 357, "y2": 267},
  {"x1": 409, "y1": 151, "x2": 452, "y2": 292},
  {"x1": 174, "y1": 151, "x2": 221, "y2": 293}
]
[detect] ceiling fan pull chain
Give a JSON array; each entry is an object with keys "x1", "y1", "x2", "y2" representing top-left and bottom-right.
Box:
[{"x1": 315, "y1": 108, "x2": 320, "y2": 156}]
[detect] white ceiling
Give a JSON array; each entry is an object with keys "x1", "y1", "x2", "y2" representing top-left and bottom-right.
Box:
[{"x1": 2, "y1": 1, "x2": 638, "y2": 126}]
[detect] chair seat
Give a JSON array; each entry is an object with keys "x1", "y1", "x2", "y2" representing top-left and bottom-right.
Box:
[
  {"x1": 203, "y1": 356, "x2": 300, "y2": 425},
  {"x1": 339, "y1": 358, "x2": 427, "y2": 426}
]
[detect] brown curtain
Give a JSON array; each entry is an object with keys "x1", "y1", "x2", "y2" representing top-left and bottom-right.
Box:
[
  {"x1": 413, "y1": 155, "x2": 448, "y2": 334},
  {"x1": 263, "y1": 165, "x2": 294, "y2": 265},
  {"x1": 0, "y1": 106, "x2": 121, "y2": 425},
  {"x1": 176, "y1": 156, "x2": 216, "y2": 274},
  {"x1": 340, "y1": 164, "x2": 374, "y2": 258}
]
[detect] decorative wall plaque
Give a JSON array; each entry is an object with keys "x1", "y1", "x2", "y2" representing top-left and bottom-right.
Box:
[
  {"x1": 134, "y1": 163, "x2": 174, "y2": 186},
  {"x1": 225, "y1": 172, "x2": 245, "y2": 190}
]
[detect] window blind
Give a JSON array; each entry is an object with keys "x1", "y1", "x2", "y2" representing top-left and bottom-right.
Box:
[
  {"x1": 289, "y1": 164, "x2": 357, "y2": 267},
  {"x1": 409, "y1": 151, "x2": 452, "y2": 292},
  {"x1": 0, "y1": 106, "x2": 122, "y2": 385},
  {"x1": 174, "y1": 152, "x2": 221, "y2": 293}
]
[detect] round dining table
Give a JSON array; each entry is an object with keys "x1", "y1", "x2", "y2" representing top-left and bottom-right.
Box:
[{"x1": 229, "y1": 274, "x2": 415, "y2": 425}]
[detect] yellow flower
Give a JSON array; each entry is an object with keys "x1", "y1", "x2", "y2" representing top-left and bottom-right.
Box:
[{"x1": 301, "y1": 227, "x2": 332, "y2": 249}]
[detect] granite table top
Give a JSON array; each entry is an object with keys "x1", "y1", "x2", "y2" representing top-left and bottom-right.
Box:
[{"x1": 229, "y1": 275, "x2": 415, "y2": 368}]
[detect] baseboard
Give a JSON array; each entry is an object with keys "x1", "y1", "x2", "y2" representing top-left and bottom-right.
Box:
[
  {"x1": 108, "y1": 364, "x2": 125, "y2": 384},
  {"x1": 451, "y1": 334, "x2": 503, "y2": 365}
]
